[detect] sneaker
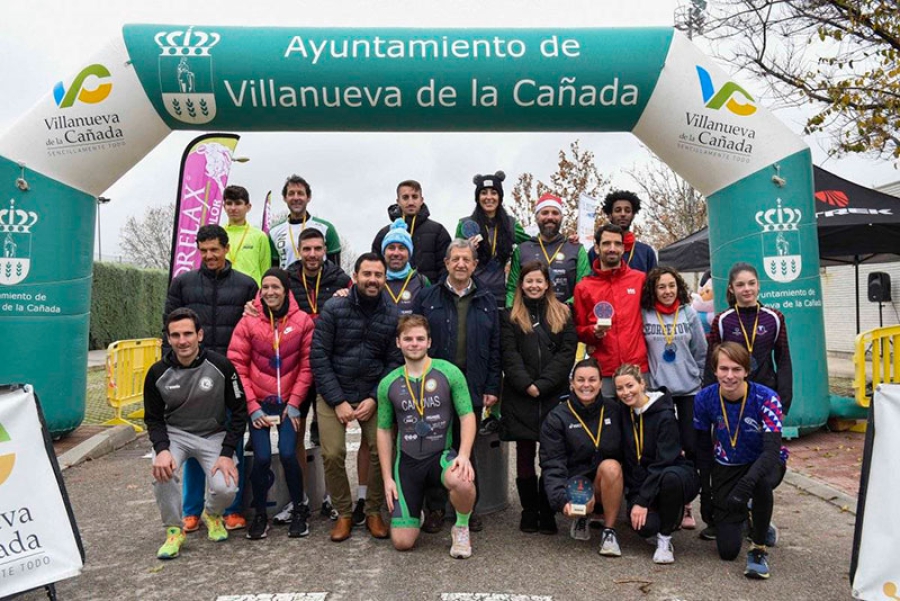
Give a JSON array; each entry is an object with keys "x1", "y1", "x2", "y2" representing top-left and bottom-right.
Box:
[
  {"x1": 598, "y1": 528, "x2": 621, "y2": 557},
  {"x1": 321, "y1": 499, "x2": 338, "y2": 521},
  {"x1": 201, "y1": 510, "x2": 228, "y2": 542},
  {"x1": 224, "y1": 513, "x2": 246, "y2": 531},
  {"x1": 247, "y1": 513, "x2": 269, "y2": 540},
  {"x1": 273, "y1": 501, "x2": 294, "y2": 525},
  {"x1": 681, "y1": 504, "x2": 696, "y2": 530},
  {"x1": 469, "y1": 512, "x2": 484, "y2": 532},
  {"x1": 570, "y1": 517, "x2": 591, "y2": 541},
  {"x1": 699, "y1": 525, "x2": 717, "y2": 540},
  {"x1": 422, "y1": 509, "x2": 445, "y2": 534},
  {"x1": 450, "y1": 525, "x2": 472, "y2": 559},
  {"x1": 653, "y1": 534, "x2": 675, "y2": 564},
  {"x1": 289, "y1": 507, "x2": 310, "y2": 538},
  {"x1": 745, "y1": 547, "x2": 770, "y2": 579},
  {"x1": 156, "y1": 527, "x2": 185, "y2": 560},
  {"x1": 766, "y1": 523, "x2": 778, "y2": 547},
  {"x1": 182, "y1": 515, "x2": 200, "y2": 533},
  {"x1": 352, "y1": 498, "x2": 367, "y2": 527}
]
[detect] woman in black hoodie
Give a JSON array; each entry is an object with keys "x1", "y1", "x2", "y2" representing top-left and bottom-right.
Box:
[{"x1": 615, "y1": 364, "x2": 699, "y2": 565}]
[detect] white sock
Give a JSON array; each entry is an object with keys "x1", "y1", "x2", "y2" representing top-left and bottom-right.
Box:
[{"x1": 357, "y1": 485, "x2": 368, "y2": 500}]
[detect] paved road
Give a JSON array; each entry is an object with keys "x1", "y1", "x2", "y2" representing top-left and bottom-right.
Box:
[{"x1": 21, "y1": 437, "x2": 856, "y2": 601}]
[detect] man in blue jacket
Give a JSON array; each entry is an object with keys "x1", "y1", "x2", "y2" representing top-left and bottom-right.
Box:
[{"x1": 412, "y1": 239, "x2": 502, "y2": 532}]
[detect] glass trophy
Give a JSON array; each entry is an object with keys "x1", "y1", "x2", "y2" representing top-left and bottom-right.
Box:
[
  {"x1": 593, "y1": 301, "x2": 615, "y2": 327},
  {"x1": 262, "y1": 395, "x2": 283, "y2": 426},
  {"x1": 566, "y1": 476, "x2": 594, "y2": 516},
  {"x1": 461, "y1": 219, "x2": 483, "y2": 244}
]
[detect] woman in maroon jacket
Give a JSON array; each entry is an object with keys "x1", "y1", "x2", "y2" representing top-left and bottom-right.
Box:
[{"x1": 228, "y1": 268, "x2": 315, "y2": 540}]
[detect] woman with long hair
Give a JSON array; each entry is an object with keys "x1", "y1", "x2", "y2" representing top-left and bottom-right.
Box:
[
  {"x1": 614, "y1": 364, "x2": 699, "y2": 564},
  {"x1": 640, "y1": 266, "x2": 707, "y2": 528},
  {"x1": 228, "y1": 268, "x2": 315, "y2": 540},
  {"x1": 500, "y1": 261, "x2": 578, "y2": 534}
]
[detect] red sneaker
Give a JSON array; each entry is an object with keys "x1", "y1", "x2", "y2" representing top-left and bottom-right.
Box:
[
  {"x1": 224, "y1": 513, "x2": 247, "y2": 531},
  {"x1": 182, "y1": 515, "x2": 200, "y2": 533}
]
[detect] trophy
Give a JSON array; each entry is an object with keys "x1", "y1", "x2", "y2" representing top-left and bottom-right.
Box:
[
  {"x1": 593, "y1": 301, "x2": 615, "y2": 327},
  {"x1": 461, "y1": 219, "x2": 483, "y2": 245},
  {"x1": 566, "y1": 476, "x2": 594, "y2": 516},
  {"x1": 262, "y1": 395, "x2": 283, "y2": 426}
]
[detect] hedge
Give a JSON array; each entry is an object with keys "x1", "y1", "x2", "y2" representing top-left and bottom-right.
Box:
[{"x1": 90, "y1": 262, "x2": 167, "y2": 349}]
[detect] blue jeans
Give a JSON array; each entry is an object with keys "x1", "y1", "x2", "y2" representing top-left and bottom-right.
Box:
[
  {"x1": 248, "y1": 412, "x2": 304, "y2": 514},
  {"x1": 182, "y1": 436, "x2": 246, "y2": 518}
]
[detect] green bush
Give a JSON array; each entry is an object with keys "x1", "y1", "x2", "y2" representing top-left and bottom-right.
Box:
[{"x1": 90, "y1": 262, "x2": 167, "y2": 349}]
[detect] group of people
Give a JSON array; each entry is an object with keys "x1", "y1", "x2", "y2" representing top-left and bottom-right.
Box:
[{"x1": 144, "y1": 172, "x2": 792, "y2": 580}]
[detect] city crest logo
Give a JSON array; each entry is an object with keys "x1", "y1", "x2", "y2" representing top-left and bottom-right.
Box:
[
  {"x1": 53, "y1": 64, "x2": 113, "y2": 108},
  {"x1": 0, "y1": 422, "x2": 15, "y2": 487},
  {"x1": 155, "y1": 26, "x2": 220, "y2": 124},
  {"x1": 755, "y1": 198, "x2": 801, "y2": 283},
  {"x1": 696, "y1": 66, "x2": 757, "y2": 116},
  {"x1": 1, "y1": 199, "x2": 39, "y2": 286}
]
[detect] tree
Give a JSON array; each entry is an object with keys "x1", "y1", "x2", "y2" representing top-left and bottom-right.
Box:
[
  {"x1": 118, "y1": 203, "x2": 175, "y2": 269},
  {"x1": 624, "y1": 150, "x2": 708, "y2": 249},
  {"x1": 704, "y1": 0, "x2": 900, "y2": 159},
  {"x1": 510, "y1": 140, "x2": 611, "y2": 235},
  {"x1": 339, "y1": 234, "x2": 356, "y2": 276}
]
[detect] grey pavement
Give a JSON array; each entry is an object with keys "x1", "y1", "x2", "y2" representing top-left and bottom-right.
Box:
[{"x1": 22, "y1": 435, "x2": 856, "y2": 601}]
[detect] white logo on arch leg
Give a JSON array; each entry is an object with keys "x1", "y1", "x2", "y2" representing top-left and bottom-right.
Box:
[
  {"x1": 756, "y1": 198, "x2": 802, "y2": 283},
  {"x1": 0, "y1": 199, "x2": 38, "y2": 286}
]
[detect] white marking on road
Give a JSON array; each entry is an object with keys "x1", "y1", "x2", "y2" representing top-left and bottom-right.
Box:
[
  {"x1": 216, "y1": 594, "x2": 328, "y2": 601},
  {"x1": 442, "y1": 595, "x2": 552, "y2": 601}
]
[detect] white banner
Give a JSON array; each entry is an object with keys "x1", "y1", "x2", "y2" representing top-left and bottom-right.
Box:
[
  {"x1": 576, "y1": 193, "x2": 599, "y2": 250},
  {"x1": 852, "y1": 384, "x2": 900, "y2": 600},
  {"x1": 0, "y1": 386, "x2": 83, "y2": 596}
]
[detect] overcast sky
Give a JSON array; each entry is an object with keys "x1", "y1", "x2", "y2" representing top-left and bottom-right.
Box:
[{"x1": 1, "y1": 0, "x2": 896, "y2": 261}]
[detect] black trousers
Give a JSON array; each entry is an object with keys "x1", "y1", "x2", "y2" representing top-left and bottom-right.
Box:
[
  {"x1": 713, "y1": 462, "x2": 786, "y2": 560},
  {"x1": 629, "y1": 467, "x2": 699, "y2": 537}
]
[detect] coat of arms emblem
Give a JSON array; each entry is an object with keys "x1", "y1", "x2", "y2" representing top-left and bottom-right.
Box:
[
  {"x1": 1, "y1": 199, "x2": 39, "y2": 286},
  {"x1": 755, "y1": 198, "x2": 802, "y2": 283},
  {"x1": 155, "y1": 27, "x2": 220, "y2": 125}
]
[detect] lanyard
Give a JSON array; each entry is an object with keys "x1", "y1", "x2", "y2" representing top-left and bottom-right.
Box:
[
  {"x1": 409, "y1": 214, "x2": 417, "y2": 237},
  {"x1": 655, "y1": 306, "x2": 681, "y2": 346},
  {"x1": 302, "y1": 270, "x2": 322, "y2": 314},
  {"x1": 385, "y1": 270, "x2": 415, "y2": 305},
  {"x1": 719, "y1": 385, "x2": 749, "y2": 449},
  {"x1": 227, "y1": 225, "x2": 250, "y2": 264},
  {"x1": 486, "y1": 225, "x2": 498, "y2": 257},
  {"x1": 404, "y1": 359, "x2": 432, "y2": 418},
  {"x1": 567, "y1": 401, "x2": 604, "y2": 449},
  {"x1": 630, "y1": 410, "x2": 644, "y2": 461},
  {"x1": 269, "y1": 311, "x2": 287, "y2": 402},
  {"x1": 624, "y1": 245, "x2": 636, "y2": 266},
  {"x1": 287, "y1": 213, "x2": 308, "y2": 260},
  {"x1": 735, "y1": 303, "x2": 760, "y2": 355},
  {"x1": 538, "y1": 237, "x2": 566, "y2": 266}
]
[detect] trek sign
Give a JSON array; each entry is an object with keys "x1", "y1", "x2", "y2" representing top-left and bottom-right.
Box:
[{"x1": 0, "y1": 26, "x2": 826, "y2": 436}]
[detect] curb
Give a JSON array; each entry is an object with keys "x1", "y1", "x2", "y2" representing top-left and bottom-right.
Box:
[
  {"x1": 784, "y1": 468, "x2": 858, "y2": 515},
  {"x1": 58, "y1": 425, "x2": 139, "y2": 471}
]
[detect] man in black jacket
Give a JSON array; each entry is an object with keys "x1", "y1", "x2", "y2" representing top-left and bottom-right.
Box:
[
  {"x1": 412, "y1": 239, "x2": 502, "y2": 532},
  {"x1": 371, "y1": 179, "x2": 451, "y2": 283},
  {"x1": 145, "y1": 308, "x2": 248, "y2": 560},
  {"x1": 311, "y1": 252, "x2": 402, "y2": 542},
  {"x1": 163, "y1": 224, "x2": 257, "y2": 533}
]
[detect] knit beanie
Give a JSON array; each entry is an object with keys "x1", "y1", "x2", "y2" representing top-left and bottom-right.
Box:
[
  {"x1": 534, "y1": 192, "x2": 564, "y2": 215},
  {"x1": 473, "y1": 171, "x2": 506, "y2": 203},
  {"x1": 261, "y1": 267, "x2": 292, "y2": 317},
  {"x1": 381, "y1": 218, "x2": 414, "y2": 255}
]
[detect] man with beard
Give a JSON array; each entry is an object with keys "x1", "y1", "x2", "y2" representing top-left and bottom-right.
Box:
[
  {"x1": 507, "y1": 193, "x2": 590, "y2": 307},
  {"x1": 311, "y1": 253, "x2": 403, "y2": 542},
  {"x1": 371, "y1": 179, "x2": 451, "y2": 283},
  {"x1": 381, "y1": 219, "x2": 431, "y2": 316},
  {"x1": 589, "y1": 190, "x2": 657, "y2": 274},
  {"x1": 573, "y1": 223, "x2": 649, "y2": 398},
  {"x1": 270, "y1": 174, "x2": 342, "y2": 268}
]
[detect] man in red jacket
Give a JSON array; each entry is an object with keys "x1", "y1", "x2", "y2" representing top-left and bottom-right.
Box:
[{"x1": 573, "y1": 223, "x2": 649, "y2": 398}]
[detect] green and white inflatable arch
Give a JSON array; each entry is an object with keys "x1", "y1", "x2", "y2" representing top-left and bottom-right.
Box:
[{"x1": 0, "y1": 26, "x2": 824, "y2": 436}]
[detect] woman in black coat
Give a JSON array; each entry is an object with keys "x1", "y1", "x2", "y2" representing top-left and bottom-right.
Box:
[{"x1": 501, "y1": 261, "x2": 578, "y2": 533}]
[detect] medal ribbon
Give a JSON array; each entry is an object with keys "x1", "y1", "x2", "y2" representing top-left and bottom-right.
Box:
[
  {"x1": 630, "y1": 410, "x2": 644, "y2": 461},
  {"x1": 269, "y1": 311, "x2": 288, "y2": 404},
  {"x1": 226, "y1": 224, "x2": 250, "y2": 264},
  {"x1": 538, "y1": 237, "x2": 566, "y2": 266},
  {"x1": 567, "y1": 401, "x2": 604, "y2": 449},
  {"x1": 624, "y1": 245, "x2": 636, "y2": 266},
  {"x1": 404, "y1": 359, "x2": 433, "y2": 419},
  {"x1": 719, "y1": 384, "x2": 749, "y2": 449},
  {"x1": 302, "y1": 270, "x2": 322, "y2": 314},
  {"x1": 385, "y1": 270, "x2": 415, "y2": 305},
  {"x1": 409, "y1": 214, "x2": 417, "y2": 237},
  {"x1": 655, "y1": 305, "x2": 680, "y2": 346},
  {"x1": 486, "y1": 225, "x2": 499, "y2": 257},
  {"x1": 287, "y1": 213, "x2": 308, "y2": 260},
  {"x1": 735, "y1": 303, "x2": 760, "y2": 356}
]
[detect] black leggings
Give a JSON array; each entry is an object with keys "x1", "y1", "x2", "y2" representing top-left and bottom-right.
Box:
[
  {"x1": 672, "y1": 395, "x2": 696, "y2": 461},
  {"x1": 715, "y1": 464, "x2": 786, "y2": 560},
  {"x1": 516, "y1": 440, "x2": 538, "y2": 479},
  {"x1": 631, "y1": 470, "x2": 690, "y2": 537}
]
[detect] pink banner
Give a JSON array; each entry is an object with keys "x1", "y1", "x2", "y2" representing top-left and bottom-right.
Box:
[
  {"x1": 168, "y1": 133, "x2": 240, "y2": 281},
  {"x1": 261, "y1": 190, "x2": 273, "y2": 234}
]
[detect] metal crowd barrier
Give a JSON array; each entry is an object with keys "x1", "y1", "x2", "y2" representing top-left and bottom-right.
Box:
[
  {"x1": 102, "y1": 338, "x2": 162, "y2": 432},
  {"x1": 853, "y1": 325, "x2": 900, "y2": 408}
]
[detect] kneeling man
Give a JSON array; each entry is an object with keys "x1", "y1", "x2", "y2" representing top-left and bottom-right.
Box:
[{"x1": 377, "y1": 315, "x2": 477, "y2": 558}]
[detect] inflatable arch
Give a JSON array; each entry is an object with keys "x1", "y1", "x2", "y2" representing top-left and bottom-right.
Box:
[{"x1": 0, "y1": 25, "x2": 825, "y2": 436}]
